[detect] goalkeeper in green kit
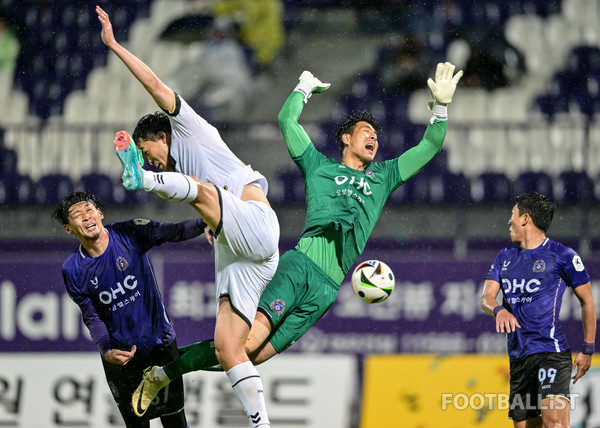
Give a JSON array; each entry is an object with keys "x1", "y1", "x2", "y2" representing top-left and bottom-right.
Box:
[{"x1": 132, "y1": 62, "x2": 463, "y2": 414}]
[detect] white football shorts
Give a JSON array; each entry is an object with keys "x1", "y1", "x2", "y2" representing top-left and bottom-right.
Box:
[{"x1": 213, "y1": 186, "x2": 280, "y2": 326}]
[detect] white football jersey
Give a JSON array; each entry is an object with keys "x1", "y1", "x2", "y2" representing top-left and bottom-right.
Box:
[{"x1": 167, "y1": 95, "x2": 268, "y2": 198}]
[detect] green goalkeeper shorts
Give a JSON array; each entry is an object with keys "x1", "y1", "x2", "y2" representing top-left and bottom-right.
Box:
[{"x1": 257, "y1": 249, "x2": 339, "y2": 353}]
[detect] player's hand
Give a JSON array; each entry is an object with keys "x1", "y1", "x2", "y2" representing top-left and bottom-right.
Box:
[
  {"x1": 572, "y1": 352, "x2": 592, "y2": 384},
  {"x1": 204, "y1": 225, "x2": 214, "y2": 246},
  {"x1": 104, "y1": 345, "x2": 137, "y2": 365},
  {"x1": 96, "y1": 6, "x2": 117, "y2": 48},
  {"x1": 294, "y1": 70, "x2": 330, "y2": 103},
  {"x1": 495, "y1": 309, "x2": 521, "y2": 333},
  {"x1": 427, "y1": 62, "x2": 463, "y2": 105}
]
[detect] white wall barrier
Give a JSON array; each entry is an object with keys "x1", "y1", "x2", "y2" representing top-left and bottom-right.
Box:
[{"x1": 0, "y1": 353, "x2": 357, "y2": 428}]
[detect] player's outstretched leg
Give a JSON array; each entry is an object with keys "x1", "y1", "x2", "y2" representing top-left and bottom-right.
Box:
[
  {"x1": 131, "y1": 366, "x2": 171, "y2": 417},
  {"x1": 114, "y1": 130, "x2": 144, "y2": 191},
  {"x1": 113, "y1": 130, "x2": 198, "y2": 202}
]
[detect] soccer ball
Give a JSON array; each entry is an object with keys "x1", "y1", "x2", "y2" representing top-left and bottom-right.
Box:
[{"x1": 351, "y1": 260, "x2": 395, "y2": 304}]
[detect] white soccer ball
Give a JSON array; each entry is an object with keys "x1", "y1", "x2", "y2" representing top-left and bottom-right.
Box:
[{"x1": 351, "y1": 260, "x2": 395, "y2": 304}]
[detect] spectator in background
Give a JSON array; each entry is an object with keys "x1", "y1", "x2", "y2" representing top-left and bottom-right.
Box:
[
  {"x1": 462, "y1": 43, "x2": 510, "y2": 90},
  {"x1": 0, "y1": 13, "x2": 19, "y2": 75},
  {"x1": 213, "y1": 0, "x2": 283, "y2": 68},
  {"x1": 165, "y1": 16, "x2": 252, "y2": 121},
  {"x1": 449, "y1": 30, "x2": 526, "y2": 91},
  {"x1": 376, "y1": 34, "x2": 432, "y2": 96}
]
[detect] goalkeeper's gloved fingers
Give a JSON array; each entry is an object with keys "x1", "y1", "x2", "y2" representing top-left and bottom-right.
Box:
[
  {"x1": 427, "y1": 62, "x2": 463, "y2": 105},
  {"x1": 294, "y1": 70, "x2": 331, "y2": 103}
]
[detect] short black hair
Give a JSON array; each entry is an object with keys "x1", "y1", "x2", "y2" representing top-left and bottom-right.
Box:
[
  {"x1": 513, "y1": 192, "x2": 554, "y2": 233},
  {"x1": 132, "y1": 111, "x2": 171, "y2": 144},
  {"x1": 52, "y1": 191, "x2": 104, "y2": 225},
  {"x1": 334, "y1": 110, "x2": 380, "y2": 156}
]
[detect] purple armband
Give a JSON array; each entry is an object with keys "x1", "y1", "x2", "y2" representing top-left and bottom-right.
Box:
[
  {"x1": 582, "y1": 342, "x2": 595, "y2": 355},
  {"x1": 493, "y1": 306, "x2": 505, "y2": 317}
]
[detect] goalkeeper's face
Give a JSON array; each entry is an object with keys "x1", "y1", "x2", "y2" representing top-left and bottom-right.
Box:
[{"x1": 343, "y1": 121, "x2": 378, "y2": 166}]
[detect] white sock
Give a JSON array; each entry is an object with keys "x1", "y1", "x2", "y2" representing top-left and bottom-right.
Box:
[
  {"x1": 142, "y1": 170, "x2": 198, "y2": 202},
  {"x1": 226, "y1": 361, "x2": 270, "y2": 428}
]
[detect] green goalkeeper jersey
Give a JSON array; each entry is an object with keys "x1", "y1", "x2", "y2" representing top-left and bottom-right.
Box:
[{"x1": 279, "y1": 91, "x2": 447, "y2": 285}]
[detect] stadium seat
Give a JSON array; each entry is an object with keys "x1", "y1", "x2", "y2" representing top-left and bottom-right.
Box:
[
  {"x1": 554, "y1": 171, "x2": 594, "y2": 204},
  {"x1": 35, "y1": 174, "x2": 75, "y2": 205},
  {"x1": 0, "y1": 175, "x2": 36, "y2": 205},
  {"x1": 439, "y1": 171, "x2": 472, "y2": 204},
  {"x1": 78, "y1": 173, "x2": 117, "y2": 204},
  {"x1": 387, "y1": 176, "x2": 415, "y2": 205},
  {"x1": 276, "y1": 170, "x2": 305, "y2": 204},
  {"x1": 471, "y1": 172, "x2": 513, "y2": 204},
  {"x1": 0, "y1": 148, "x2": 17, "y2": 179},
  {"x1": 411, "y1": 173, "x2": 434, "y2": 203},
  {"x1": 111, "y1": 183, "x2": 152, "y2": 205},
  {"x1": 513, "y1": 171, "x2": 554, "y2": 198},
  {"x1": 382, "y1": 94, "x2": 409, "y2": 124}
]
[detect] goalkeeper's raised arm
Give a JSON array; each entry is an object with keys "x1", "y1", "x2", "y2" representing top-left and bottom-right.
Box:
[
  {"x1": 396, "y1": 61, "x2": 463, "y2": 181},
  {"x1": 278, "y1": 71, "x2": 331, "y2": 158}
]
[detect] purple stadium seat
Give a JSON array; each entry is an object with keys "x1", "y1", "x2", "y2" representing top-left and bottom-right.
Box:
[
  {"x1": 471, "y1": 172, "x2": 512, "y2": 203},
  {"x1": 388, "y1": 176, "x2": 415, "y2": 205},
  {"x1": 35, "y1": 174, "x2": 74, "y2": 204},
  {"x1": 78, "y1": 173, "x2": 117, "y2": 204},
  {"x1": 0, "y1": 148, "x2": 18, "y2": 179},
  {"x1": 0, "y1": 175, "x2": 36, "y2": 205},
  {"x1": 276, "y1": 170, "x2": 305, "y2": 204},
  {"x1": 513, "y1": 172, "x2": 554, "y2": 198},
  {"x1": 555, "y1": 171, "x2": 594, "y2": 204},
  {"x1": 439, "y1": 171, "x2": 471, "y2": 204}
]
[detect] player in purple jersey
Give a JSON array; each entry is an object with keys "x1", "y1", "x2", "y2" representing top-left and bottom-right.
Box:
[
  {"x1": 481, "y1": 193, "x2": 596, "y2": 427},
  {"x1": 53, "y1": 191, "x2": 204, "y2": 428}
]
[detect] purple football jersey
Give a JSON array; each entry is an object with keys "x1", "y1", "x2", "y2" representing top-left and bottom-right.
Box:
[
  {"x1": 486, "y1": 238, "x2": 589, "y2": 362},
  {"x1": 62, "y1": 219, "x2": 177, "y2": 359}
]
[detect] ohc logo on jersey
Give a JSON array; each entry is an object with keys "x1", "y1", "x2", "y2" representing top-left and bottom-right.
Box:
[
  {"x1": 99, "y1": 275, "x2": 138, "y2": 304},
  {"x1": 116, "y1": 256, "x2": 129, "y2": 271},
  {"x1": 502, "y1": 278, "x2": 541, "y2": 294},
  {"x1": 334, "y1": 175, "x2": 372, "y2": 195}
]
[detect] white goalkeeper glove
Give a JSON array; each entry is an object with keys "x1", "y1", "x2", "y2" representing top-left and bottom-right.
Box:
[
  {"x1": 426, "y1": 62, "x2": 463, "y2": 122},
  {"x1": 294, "y1": 70, "x2": 331, "y2": 103},
  {"x1": 427, "y1": 62, "x2": 463, "y2": 105}
]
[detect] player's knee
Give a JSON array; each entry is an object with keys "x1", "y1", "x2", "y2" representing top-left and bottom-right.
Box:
[
  {"x1": 541, "y1": 416, "x2": 568, "y2": 428},
  {"x1": 195, "y1": 181, "x2": 217, "y2": 201},
  {"x1": 214, "y1": 342, "x2": 245, "y2": 369}
]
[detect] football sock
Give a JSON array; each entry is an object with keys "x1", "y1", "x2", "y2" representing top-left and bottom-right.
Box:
[
  {"x1": 164, "y1": 339, "x2": 221, "y2": 380},
  {"x1": 227, "y1": 361, "x2": 271, "y2": 428},
  {"x1": 142, "y1": 170, "x2": 198, "y2": 202},
  {"x1": 227, "y1": 361, "x2": 270, "y2": 428}
]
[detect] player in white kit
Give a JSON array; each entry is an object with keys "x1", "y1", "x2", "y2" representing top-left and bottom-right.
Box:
[{"x1": 96, "y1": 7, "x2": 279, "y2": 427}]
